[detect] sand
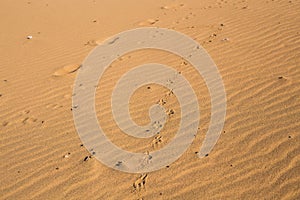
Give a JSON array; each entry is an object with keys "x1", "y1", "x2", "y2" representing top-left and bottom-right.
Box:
[{"x1": 0, "y1": 0, "x2": 299, "y2": 199}]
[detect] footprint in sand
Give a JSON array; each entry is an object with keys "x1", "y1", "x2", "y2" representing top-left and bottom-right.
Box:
[
  {"x1": 201, "y1": 24, "x2": 226, "y2": 45},
  {"x1": 19, "y1": 110, "x2": 38, "y2": 124},
  {"x1": 84, "y1": 39, "x2": 98, "y2": 46},
  {"x1": 160, "y1": 3, "x2": 185, "y2": 11},
  {"x1": 46, "y1": 103, "x2": 63, "y2": 110},
  {"x1": 138, "y1": 19, "x2": 159, "y2": 26},
  {"x1": 157, "y1": 98, "x2": 166, "y2": 106},
  {"x1": 52, "y1": 64, "x2": 81, "y2": 77},
  {"x1": 133, "y1": 174, "x2": 148, "y2": 191},
  {"x1": 166, "y1": 109, "x2": 175, "y2": 116},
  {"x1": 151, "y1": 135, "x2": 163, "y2": 148},
  {"x1": 2, "y1": 121, "x2": 9, "y2": 127}
]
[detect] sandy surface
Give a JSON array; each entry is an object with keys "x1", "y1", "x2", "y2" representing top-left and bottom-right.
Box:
[{"x1": 1, "y1": 0, "x2": 299, "y2": 199}]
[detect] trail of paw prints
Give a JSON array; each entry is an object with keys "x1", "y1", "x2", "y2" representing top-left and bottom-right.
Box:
[
  {"x1": 132, "y1": 174, "x2": 148, "y2": 200},
  {"x1": 18, "y1": 110, "x2": 42, "y2": 125},
  {"x1": 136, "y1": 3, "x2": 186, "y2": 27},
  {"x1": 149, "y1": 72, "x2": 178, "y2": 150},
  {"x1": 20, "y1": 110, "x2": 37, "y2": 125},
  {"x1": 84, "y1": 39, "x2": 98, "y2": 47},
  {"x1": 200, "y1": 0, "x2": 249, "y2": 10},
  {"x1": 201, "y1": 23, "x2": 230, "y2": 45},
  {"x1": 160, "y1": 3, "x2": 185, "y2": 11},
  {"x1": 157, "y1": 89, "x2": 176, "y2": 117},
  {"x1": 2, "y1": 110, "x2": 42, "y2": 127},
  {"x1": 160, "y1": 3, "x2": 199, "y2": 29}
]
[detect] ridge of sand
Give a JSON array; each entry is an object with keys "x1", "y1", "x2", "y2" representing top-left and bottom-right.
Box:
[{"x1": 0, "y1": 0, "x2": 299, "y2": 199}]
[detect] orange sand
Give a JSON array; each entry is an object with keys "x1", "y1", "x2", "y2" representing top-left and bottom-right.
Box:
[{"x1": 1, "y1": 0, "x2": 299, "y2": 199}]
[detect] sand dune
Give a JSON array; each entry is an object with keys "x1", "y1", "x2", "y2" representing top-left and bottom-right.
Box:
[{"x1": 0, "y1": 0, "x2": 299, "y2": 199}]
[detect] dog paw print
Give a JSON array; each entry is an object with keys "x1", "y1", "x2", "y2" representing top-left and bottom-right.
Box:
[
  {"x1": 166, "y1": 109, "x2": 175, "y2": 117},
  {"x1": 19, "y1": 110, "x2": 38, "y2": 125},
  {"x1": 151, "y1": 135, "x2": 163, "y2": 148},
  {"x1": 133, "y1": 174, "x2": 148, "y2": 191}
]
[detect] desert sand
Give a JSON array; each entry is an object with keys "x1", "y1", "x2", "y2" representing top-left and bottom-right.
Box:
[{"x1": 0, "y1": 0, "x2": 299, "y2": 199}]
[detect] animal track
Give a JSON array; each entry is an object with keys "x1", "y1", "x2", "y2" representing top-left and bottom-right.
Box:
[
  {"x1": 2, "y1": 121, "x2": 9, "y2": 126},
  {"x1": 84, "y1": 39, "x2": 98, "y2": 46},
  {"x1": 151, "y1": 135, "x2": 163, "y2": 148},
  {"x1": 166, "y1": 109, "x2": 175, "y2": 117},
  {"x1": 19, "y1": 110, "x2": 38, "y2": 125},
  {"x1": 157, "y1": 98, "x2": 166, "y2": 106},
  {"x1": 201, "y1": 24, "x2": 226, "y2": 45},
  {"x1": 160, "y1": 3, "x2": 185, "y2": 11},
  {"x1": 52, "y1": 64, "x2": 81, "y2": 77},
  {"x1": 46, "y1": 103, "x2": 63, "y2": 110},
  {"x1": 138, "y1": 18, "x2": 159, "y2": 26},
  {"x1": 133, "y1": 174, "x2": 148, "y2": 191}
]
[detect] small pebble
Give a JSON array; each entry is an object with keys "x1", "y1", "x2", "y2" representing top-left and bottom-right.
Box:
[
  {"x1": 205, "y1": 154, "x2": 209, "y2": 157},
  {"x1": 27, "y1": 35, "x2": 33, "y2": 40}
]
